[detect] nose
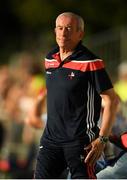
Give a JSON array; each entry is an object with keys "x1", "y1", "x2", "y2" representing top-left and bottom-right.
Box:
[{"x1": 61, "y1": 27, "x2": 68, "y2": 36}]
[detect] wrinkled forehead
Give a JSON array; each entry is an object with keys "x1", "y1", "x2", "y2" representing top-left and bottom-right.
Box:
[{"x1": 56, "y1": 15, "x2": 78, "y2": 27}]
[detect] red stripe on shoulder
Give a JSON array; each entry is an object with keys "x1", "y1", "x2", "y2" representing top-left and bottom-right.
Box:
[
  {"x1": 63, "y1": 59, "x2": 104, "y2": 72},
  {"x1": 89, "y1": 60, "x2": 105, "y2": 71}
]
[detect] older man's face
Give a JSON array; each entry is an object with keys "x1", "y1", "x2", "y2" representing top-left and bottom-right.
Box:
[{"x1": 55, "y1": 15, "x2": 84, "y2": 51}]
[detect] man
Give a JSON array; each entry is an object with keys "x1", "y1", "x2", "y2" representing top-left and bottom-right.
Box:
[{"x1": 34, "y1": 12, "x2": 118, "y2": 179}]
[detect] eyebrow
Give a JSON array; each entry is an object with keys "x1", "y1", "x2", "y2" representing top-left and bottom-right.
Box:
[{"x1": 56, "y1": 25, "x2": 72, "y2": 28}]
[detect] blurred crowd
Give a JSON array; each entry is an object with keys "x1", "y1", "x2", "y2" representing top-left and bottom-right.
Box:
[
  {"x1": 113, "y1": 61, "x2": 127, "y2": 136},
  {"x1": 0, "y1": 52, "x2": 127, "y2": 178},
  {"x1": 0, "y1": 52, "x2": 46, "y2": 178}
]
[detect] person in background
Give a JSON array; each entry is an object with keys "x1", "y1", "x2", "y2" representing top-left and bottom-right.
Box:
[
  {"x1": 0, "y1": 122, "x2": 5, "y2": 150},
  {"x1": 97, "y1": 132, "x2": 127, "y2": 179},
  {"x1": 114, "y1": 61, "x2": 127, "y2": 102},
  {"x1": 111, "y1": 62, "x2": 127, "y2": 157},
  {"x1": 34, "y1": 12, "x2": 118, "y2": 179},
  {"x1": 25, "y1": 90, "x2": 47, "y2": 129}
]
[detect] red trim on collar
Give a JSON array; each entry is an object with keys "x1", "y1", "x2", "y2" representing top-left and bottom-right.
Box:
[{"x1": 52, "y1": 53, "x2": 61, "y2": 63}]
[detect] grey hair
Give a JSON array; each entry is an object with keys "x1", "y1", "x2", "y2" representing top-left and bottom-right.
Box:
[{"x1": 56, "y1": 12, "x2": 85, "y2": 32}]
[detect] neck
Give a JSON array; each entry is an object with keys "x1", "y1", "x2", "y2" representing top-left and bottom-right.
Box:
[{"x1": 59, "y1": 48, "x2": 74, "y2": 61}]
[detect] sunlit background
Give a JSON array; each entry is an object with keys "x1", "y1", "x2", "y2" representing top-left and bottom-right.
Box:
[
  {"x1": 1, "y1": 0, "x2": 127, "y2": 74},
  {"x1": 0, "y1": 0, "x2": 127, "y2": 178}
]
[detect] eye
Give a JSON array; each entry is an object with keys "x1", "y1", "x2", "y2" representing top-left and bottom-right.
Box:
[
  {"x1": 66, "y1": 27, "x2": 72, "y2": 31},
  {"x1": 56, "y1": 26, "x2": 63, "y2": 30},
  {"x1": 67, "y1": 27, "x2": 72, "y2": 31}
]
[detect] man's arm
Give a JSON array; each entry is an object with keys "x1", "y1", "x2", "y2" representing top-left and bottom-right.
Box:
[
  {"x1": 99, "y1": 88, "x2": 118, "y2": 137},
  {"x1": 84, "y1": 88, "x2": 119, "y2": 166}
]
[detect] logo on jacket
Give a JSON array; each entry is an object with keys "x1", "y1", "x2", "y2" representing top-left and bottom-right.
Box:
[
  {"x1": 46, "y1": 71, "x2": 52, "y2": 74},
  {"x1": 68, "y1": 72, "x2": 75, "y2": 79}
]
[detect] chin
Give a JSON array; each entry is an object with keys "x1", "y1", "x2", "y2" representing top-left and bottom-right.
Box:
[{"x1": 58, "y1": 43, "x2": 66, "y2": 48}]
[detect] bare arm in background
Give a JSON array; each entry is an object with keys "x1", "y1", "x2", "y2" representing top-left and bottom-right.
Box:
[{"x1": 25, "y1": 93, "x2": 47, "y2": 129}]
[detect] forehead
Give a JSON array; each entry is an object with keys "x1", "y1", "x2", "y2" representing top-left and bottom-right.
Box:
[{"x1": 56, "y1": 15, "x2": 78, "y2": 27}]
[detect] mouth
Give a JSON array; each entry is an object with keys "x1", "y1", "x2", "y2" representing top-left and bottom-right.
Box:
[{"x1": 58, "y1": 38, "x2": 70, "y2": 42}]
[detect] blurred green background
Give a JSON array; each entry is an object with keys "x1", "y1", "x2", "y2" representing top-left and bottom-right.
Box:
[{"x1": 1, "y1": 0, "x2": 127, "y2": 71}]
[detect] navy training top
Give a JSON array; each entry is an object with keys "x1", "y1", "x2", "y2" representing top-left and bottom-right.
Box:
[{"x1": 42, "y1": 42, "x2": 113, "y2": 146}]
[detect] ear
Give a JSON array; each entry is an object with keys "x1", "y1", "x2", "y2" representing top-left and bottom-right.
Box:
[
  {"x1": 79, "y1": 31, "x2": 84, "y2": 40},
  {"x1": 78, "y1": 30, "x2": 84, "y2": 40}
]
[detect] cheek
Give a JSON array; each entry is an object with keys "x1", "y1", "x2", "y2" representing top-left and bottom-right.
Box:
[
  {"x1": 55, "y1": 30, "x2": 60, "y2": 36},
  {"x1": 55, "y1": 31, "x2": 59, "y2": 37},
  {"x1": 71, "y1": 34, "x2": 80, "y2": 42}
]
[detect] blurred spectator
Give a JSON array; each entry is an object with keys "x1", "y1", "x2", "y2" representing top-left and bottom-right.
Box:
[
  {"x1": 114, "y1": 61, "x2": 127, "y2": 102},
  {"x1": 25, "y1": 90, "x2": 47, "y2": 129},
  {"x1": 0, "y1": 122, "x2": 5, "y2": 150},
  {"x1": 0, "y1": 51, "x2": 46, "y2": 178},
  {"x1": 27, "y1": 61, "x2": 46, "y2": 98},
  {"x1": 96, "y1": 71, "x2": 127, "y2": 179},
  {"x1": 109, "y1": 62, "x2": 127, "y2": 156},
  {"x1": 97, "y1": 132, "x2": 127, "y2": 179},
  {"x1": 0, "y1": 65, "x2": 13, "y2": 101}
]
